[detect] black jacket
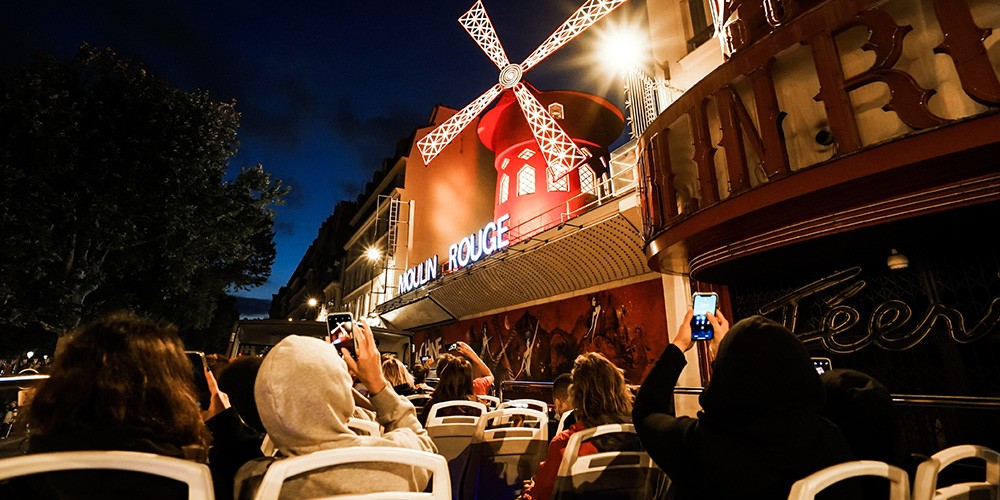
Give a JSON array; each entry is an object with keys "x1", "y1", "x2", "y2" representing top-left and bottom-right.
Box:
[{"x1": 633, "y1": 315, "x2": 856, "y2": 500}]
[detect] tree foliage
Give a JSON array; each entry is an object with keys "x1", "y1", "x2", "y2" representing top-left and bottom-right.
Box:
[{"x1": 0, "y1": 45, "x2": 287, "y2": 335}]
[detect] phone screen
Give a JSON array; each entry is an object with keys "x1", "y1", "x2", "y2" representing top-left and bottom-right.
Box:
[
  {"x1": 812, "y1": 357, "x2": 832, "y2": 375},
  {"x1": 691, "y1": 292, "x2": 719, "y2": 341},
  {"x1": 327, "y1": 313, "x2": 356, "y2": 358},
  {"x1": 185, "y1": 351, "x2": 211, "y2": 410}
]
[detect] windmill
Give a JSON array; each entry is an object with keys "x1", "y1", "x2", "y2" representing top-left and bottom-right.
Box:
[{"x1": 416, "y1": 0, "x2": 628, "y2": 181}]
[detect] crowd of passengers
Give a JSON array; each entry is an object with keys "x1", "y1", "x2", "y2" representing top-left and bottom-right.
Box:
[{"x1": 0, "y1": 306, "x2": 922, "y2": 499}]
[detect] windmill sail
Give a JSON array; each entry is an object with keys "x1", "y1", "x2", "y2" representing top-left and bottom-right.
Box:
[{"x1": 416, "y1": 0, "x2": 627, "y2": 179}]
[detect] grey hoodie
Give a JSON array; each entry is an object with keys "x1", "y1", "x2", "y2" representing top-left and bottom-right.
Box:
[{"x1": 234, "y1": 335, "x2": 437, "y2": 499}]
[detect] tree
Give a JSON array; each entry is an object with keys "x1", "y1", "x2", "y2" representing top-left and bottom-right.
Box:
[{"x1": 0, "y1": 45, "x2": 287, "y2": 336}]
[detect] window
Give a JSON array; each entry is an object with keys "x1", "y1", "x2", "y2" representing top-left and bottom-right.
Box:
[
  {"x1": 517, "y1": 148, "x2": 535, "y2": 160},
  {"x1": 500, "y1": 174, "x2": 510, "y2": 203},
  {"x1": 548, "y1": 103, "x2": 565, "y2": 120},
  {"x1": 547, "y1": 166, "x2": 569, "y2": 192},
  {"x1": 579, "y1": 164, "x2": 597, "y2": 195},
  {"x1": 517, "y1": 165, "x2": 535, "y2": 196},
  {"x1": 688, "y1": 0, "x2": 714, "y2": 52}
]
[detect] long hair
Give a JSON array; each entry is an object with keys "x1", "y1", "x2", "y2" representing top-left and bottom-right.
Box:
[
  {"x1": 28, "y1": 310, "x2": 210, "y2": 450},
  {"x1": 382, "y1": 357, "x2": 415, "y2": 389},
  {"x1": 428, "y1": 353, "x2": 476, "y2": 404},
  {"x1": 569, "y1": 352, "x2": 633, "y2": 427}
]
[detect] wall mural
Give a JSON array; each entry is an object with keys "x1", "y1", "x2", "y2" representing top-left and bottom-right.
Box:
[{"x1": 412, "y1": 278, "x2": 668, "y2": 384}]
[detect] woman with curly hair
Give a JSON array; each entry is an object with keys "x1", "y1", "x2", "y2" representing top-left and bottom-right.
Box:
[{"x1": 521, "y1": 352, "x2": 635, "y2": 500}]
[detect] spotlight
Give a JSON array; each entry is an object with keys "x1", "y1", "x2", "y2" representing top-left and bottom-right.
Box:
[{"x1": 887, "y1": 249, "x2": 909, "y2": 270}]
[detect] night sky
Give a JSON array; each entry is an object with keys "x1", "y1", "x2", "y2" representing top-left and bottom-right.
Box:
[{"x1": 2, "y1": 0, "x2": 645, "y2": 304}]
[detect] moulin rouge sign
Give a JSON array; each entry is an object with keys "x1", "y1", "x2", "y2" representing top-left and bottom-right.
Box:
[{"x1": 398, "y1": 214, "x2": 511, "y2": 294}]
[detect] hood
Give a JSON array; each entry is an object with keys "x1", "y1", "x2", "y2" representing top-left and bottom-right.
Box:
[
  {"x1": 821, "y1": 368, "x2": 908, "y2": 465},
  {"x1": 699, "y1": 315, "x2": 823, "y2": 420},
  {"x1": 255, "y1": 335, "x2": 356, "y2": 454}
]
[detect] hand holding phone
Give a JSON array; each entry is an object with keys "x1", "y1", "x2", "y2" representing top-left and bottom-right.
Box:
[
  {"x1": 691, "y1": 292, "x2": 719, "y2": 341},
  {"x1": 327, "y1": 312, "x2": 357, "y2": 359},
  {"x1": 184, "y1": 351, "x2": 212, "y2": 410}
]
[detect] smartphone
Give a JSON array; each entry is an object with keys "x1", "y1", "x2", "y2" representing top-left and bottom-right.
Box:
[
  {"x1": 691, "y1": 292, "x2": 719, "y2": 341},
  {"x1": 446, "y1": 343, "x2": 460, "y2": 352},
  {"x1": 812, "y1": 357, "x2": 832, "y2": 375},
  {"x1": 184, "y1": 351, "x2": 211, "y2": 410},
  {"x1": 327, "y1": 312, "x2": 357, "y2": 358}
]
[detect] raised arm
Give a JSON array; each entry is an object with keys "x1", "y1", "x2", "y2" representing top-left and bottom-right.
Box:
[{"x1": 456, "y1": 340, "x2": 494, "y2": 385}]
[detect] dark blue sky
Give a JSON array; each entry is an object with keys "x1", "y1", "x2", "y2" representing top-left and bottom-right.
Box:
[{"x1": 2, "y1": 0, "x2": 644, "y2": 301}]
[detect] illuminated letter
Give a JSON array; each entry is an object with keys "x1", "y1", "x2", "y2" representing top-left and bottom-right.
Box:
[
  {"x1": 482, "y1": 222, "x2": 497, "y2": 255},
  {"x1": 448, "y1": 243, "x2": 460, "y2": 272},
  {"x1": 458, "y1": 236, "x2": 472, "y2": 267},
  {"x1": 495, "y1": 214, "x2": 510, "y2": 250},
  {"x1": 470, "y1": 231, "x2": 484, "y2": 262}
]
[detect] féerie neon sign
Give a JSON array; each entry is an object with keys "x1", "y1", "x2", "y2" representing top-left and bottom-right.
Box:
[{"x1": 398, "y1": 214, "x2": 510, "y2": 294}]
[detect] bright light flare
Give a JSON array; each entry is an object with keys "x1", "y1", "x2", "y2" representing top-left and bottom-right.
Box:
[
  {"x1": 307, "y1": 298, "x2": 318, "y2": 307},
  {"x1": 365, "y1": 246, "x2": 382, "y2": 262},
  {"x1": 592, "y1": 18, "x2": 650, "y2": 75}
]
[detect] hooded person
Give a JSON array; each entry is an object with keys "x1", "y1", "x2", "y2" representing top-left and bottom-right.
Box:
[
  {"x1": 233, "y1": 319, "x2": 436, "y2": 499},
  {"x1": 633, "y1": 310, "x2": 856, "y2": 500}
]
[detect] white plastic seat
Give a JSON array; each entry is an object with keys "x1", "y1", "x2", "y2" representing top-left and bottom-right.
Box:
[
  {"x1": 788, "y1": 460, "x2": 910, "y2": 500},
  {"x1": 348, "y1": 417, "x2": 381, "y2": 436},
  {"x1": 477, "y1": 394, "x2": 501, "y2": 410},
  {"x1": 498, "y1": 398, "x2": 547, "y2": 414},
  {"x1": 0, "y1": 450, "x2": 215, "y2": 500},
  {"x1": 912, "y1": 444, "x2": 1000, "y2": 500},
  {"x1": 407, "y1": 393, "x2": 432, "y2": 409},
  {"x1": 424, "y1": 400, "x2": 488, "y2": 461},
  {"x1": 553, "y1": 423, "x2": 670, "y2": 500},
  {"x1": 555, "y1": 409, "x2": 575, "y2": 435},
  {"x1": 252, "y1": 446, "x2": 450, "y2": 500},
  {"x1": 475, "y1": 407, "x2": 549, "y2": 495}
]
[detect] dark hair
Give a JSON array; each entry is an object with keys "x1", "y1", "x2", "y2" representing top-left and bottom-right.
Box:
[
  {"x1": 570, "y1": 352, "x2": 632, "y2": 427},
  {"x1": 552, "y1": 373, "x2": 572, "y2": 401},
  {"x1": 217, "y1": 355, "x2": 265, "y2": 434},
  {"x1": 28, "y1": 310, "x2": 209, "y2": 450},
  {"x1": 428, "y1": 353, "x2": 476, "y2": 403},
  {"x1": 411, "y1": 363, "x2": 428, "y2": 384}
]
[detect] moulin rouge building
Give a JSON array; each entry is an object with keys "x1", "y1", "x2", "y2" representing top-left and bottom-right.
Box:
[{"x1": 274, "y1": 0, "x2": 999, "y2": 456}]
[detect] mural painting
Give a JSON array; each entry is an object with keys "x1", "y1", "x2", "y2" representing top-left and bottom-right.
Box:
[{"x1": 412, "y1": 278, "x2": 668, "y2": 384}]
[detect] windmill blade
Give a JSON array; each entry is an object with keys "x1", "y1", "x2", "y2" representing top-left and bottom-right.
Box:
[
  {"x1": 520, "y1": 0, "x2": 628, "y2": 73},
  {"x1": 459, "y1": 1, "x2": 510, "y2": 71},
  {"x1": 417, "y1": 84, "x2": 504, "y2": 166},
  {"x1": 511, "y1": 82, "x2": 587, "y2": 181}
]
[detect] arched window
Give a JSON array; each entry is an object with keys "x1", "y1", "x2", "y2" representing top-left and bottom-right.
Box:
[
  {"x1": 547, "y1": 166, "x2": 569, "y2": 192},
  {"x1": 499, "y1": 174, "x2": 510, "y2": 203},
  {"x1": 548, "y1": 103, "x2": 565, "y2": 120},
  {"x1": 579, "y1": 164, "x2": 597, "y2": 195},
  {"x1": 517, "y1": 165, "x2": 535, "y2": 196}
]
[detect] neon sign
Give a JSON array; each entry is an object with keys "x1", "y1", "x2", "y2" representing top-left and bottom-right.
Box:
[
  {"x1": 398, "y1": 255, "x2": 438, "y2": 295},
  {"x1": 448, "y1": 213, "x2": 510, "y2": 272}
]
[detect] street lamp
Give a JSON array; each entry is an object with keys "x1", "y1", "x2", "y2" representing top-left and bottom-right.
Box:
[
  {"x1": 365, "y1": 246, "x2": 382, "y2": 263},
  {"x1": 307, "y1": 298, "x2": 318, "y2": 308}
]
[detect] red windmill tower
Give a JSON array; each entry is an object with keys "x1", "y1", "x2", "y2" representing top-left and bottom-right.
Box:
[{"x1": 416, "y1": 0, "x2": 628, "y2": 241}]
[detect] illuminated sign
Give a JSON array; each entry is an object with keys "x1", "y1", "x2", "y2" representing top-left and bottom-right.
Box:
[
  {"x1": 448, "y1": 213, "x2": 510, "y2": 272},
  {"x1": 399, "y1": 255, "x2": 438, "y2": 295}
]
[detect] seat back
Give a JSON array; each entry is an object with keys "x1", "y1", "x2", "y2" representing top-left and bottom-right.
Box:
[
  {"x1": 473, "y1": 408, "x2": 549, "y2": 499},
  {"x1": 252, "y1": 446, "x2": 450, "y2": 500},
  {"x1": 348, "y1": 417, "x2": 381, "y2": 436},
  {"x1": 555, "y1": 409, "x2": 575, "y2": 436},
  {"x1": 0, "y1": 450, "x2": 215, "y2": 500},
  {"x1": 913, "y1": 445, "x2": 1000, "y2": 500},
  {"x1": 498, "y1": 398, "x2": 547, "y2": 414},
  {"x1": 407, "y1": 393, "x2": 432, "y2": 411},
  {"x1": 788, "y1": 460, "x2": 910, "y2": 500},
  {"x1": 553, "y1": 423, "x2": 670, "y2": 500},
  {"x1": 425, "y1": 400, "x2": 488, "y2": 461},
  {"x1": 477, "y1": 395, "x2": 501, "y2": 410}
]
